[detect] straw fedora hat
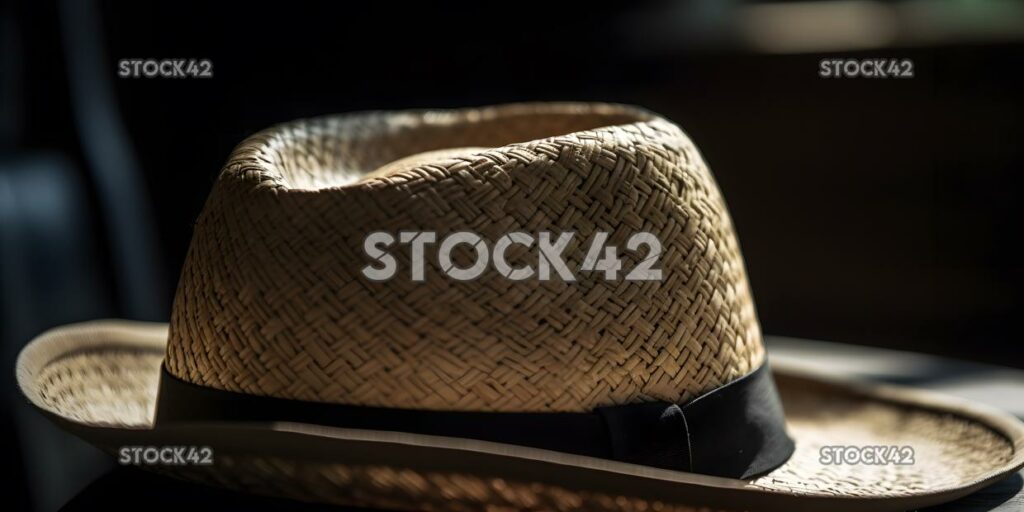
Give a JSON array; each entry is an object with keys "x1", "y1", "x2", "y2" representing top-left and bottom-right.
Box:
[{"x1": 16, "y1": 103, "x2": 1024, "y2": 511}]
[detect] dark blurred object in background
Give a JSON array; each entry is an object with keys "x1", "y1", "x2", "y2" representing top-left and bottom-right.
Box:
[{"x1": 2, "y1": 0, "x2": 1023, "y2": 510}]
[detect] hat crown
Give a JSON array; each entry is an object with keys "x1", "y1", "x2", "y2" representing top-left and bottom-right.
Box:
[{"x1": 165, "y1": 103, "x2": 764, "y2": 412}]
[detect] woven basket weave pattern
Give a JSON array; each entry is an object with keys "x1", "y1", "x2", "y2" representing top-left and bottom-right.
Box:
[
  {"x1": 164, "y1": 104, "x2": 764, "y2": 412},
  {"x1": 29, "y1": 338, "x2": 1016, "y2": 505}
]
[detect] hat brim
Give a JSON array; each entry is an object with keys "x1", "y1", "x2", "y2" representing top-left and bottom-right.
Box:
[{"x1": 17, "y1": 321, "x2": 1024, "y2": 511}]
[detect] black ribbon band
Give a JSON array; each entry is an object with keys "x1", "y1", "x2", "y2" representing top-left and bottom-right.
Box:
[{"x1": 156, "y1": 361, "x2": 793, "y2": 479}]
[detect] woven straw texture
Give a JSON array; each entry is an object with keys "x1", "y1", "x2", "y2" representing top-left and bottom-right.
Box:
[
  {"x1": 160, "y1": 457, "x2": 720, "y2": 512},
  {"x1": 163, "y1": 103, "x2": 764, "y2": 412},
  {"x1": 25, "y1": 338, "x2": 1016, "y2": 510}
]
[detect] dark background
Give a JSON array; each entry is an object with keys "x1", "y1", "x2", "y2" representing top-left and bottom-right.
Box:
[{"x1": 3, "y1": 1, "x2": 1023, "y2": 510}]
